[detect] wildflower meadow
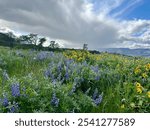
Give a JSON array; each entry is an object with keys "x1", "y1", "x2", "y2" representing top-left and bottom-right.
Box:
[{"x1": 0, "y1": 46, "x2": 149, "y2": 113}]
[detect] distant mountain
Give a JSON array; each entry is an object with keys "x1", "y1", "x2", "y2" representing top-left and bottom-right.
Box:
[{"x1": 99, "y1": 48, "x2": 150, "y2": 57}]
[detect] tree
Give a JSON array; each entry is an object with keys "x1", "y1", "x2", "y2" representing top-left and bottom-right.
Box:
[
  {"x1": 83, "y1": 44, "x2": 88, "y2": 50},
  {"x1": 6, "y1": 32, "x2": 16, "y2": 39},
  {"x1": 49, "y1": 41, "x2": 59, "y2": 49},
  {"x1": 38, "y1": 37, "x2": 46, "y2": 47},
  {"x1": 0, "y1": 32, "x2": 15, "y2": 48},
  {"x1": 19, "y1": 35, "x2": 31, "y2": 44},
  {"x1": 29, "y1": 33, "x2": 38, "y2": 45},
  {"x1": 19, "y1": 33, "x2": 38, "y2": 45}
]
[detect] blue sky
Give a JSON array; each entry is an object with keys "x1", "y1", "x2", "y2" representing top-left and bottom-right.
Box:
[
  {"x1": 89, "y1": 0, "x2": 150, "y2": 20},
  {"x1": 124, "y1": 0, "x2": 150, "y2": 20},
  {"x1": 91, "y1": 0, "x2": 150, "y2": 20},
  {"x1": 0, "y1": 0, "x2": 150, "y2": 49}
]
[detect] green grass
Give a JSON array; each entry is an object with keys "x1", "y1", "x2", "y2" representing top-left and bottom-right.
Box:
[{"x1": 0, "y1": 46, "x2": 149, "y2": 113}]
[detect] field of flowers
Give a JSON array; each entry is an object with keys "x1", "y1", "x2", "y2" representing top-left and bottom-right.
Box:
[{"x1": 0, "y1": 46, "x2": 149, "y2": 113}]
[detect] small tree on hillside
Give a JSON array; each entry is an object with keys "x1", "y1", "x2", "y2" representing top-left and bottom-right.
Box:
[
  {"x1": 29, "y1": 33, "x2": 38, "y2": 45},
  {"x1": 49, "y1": 41, "x2": 59, "y2": 49},
  {"x1": 19, "y1": 35, "x2": 31, "y2": 44},
  {"x1": 83, "y1": 44, "x2": 88, "y2": 50},
  {"x1": 38, "y1": 37, "x2": 46, "y2": 47},
  {"x1": 19, "y1": 33, "x2": 38, "y2": 45}
]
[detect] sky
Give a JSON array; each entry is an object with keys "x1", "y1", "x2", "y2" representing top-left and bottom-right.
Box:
[{"x1": 0, "y1": 0, "x2": 150, "y2": 49}]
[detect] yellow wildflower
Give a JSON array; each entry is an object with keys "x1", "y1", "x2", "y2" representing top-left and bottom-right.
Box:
[
  {"x1": 78, "y1": 57, "x2": 83, "y2": 62},
  {"x1": 134, "y1": 67, "x2": 141, "y2": 75},
  {"x1": 130, "y1": 102, "x2": 135, "y2": 108},
  {"x1": 121, "y1": 104, "x2": 125, "y2": 109},
  {"x1": 96, "y1": 56, "x2": 100, "y2": 61},
  {"x1": 147, "y1": 91, "x2": 150, "y2": 98},
  {"x1": 135, "y1": 82, "x2": 143, "y2": 94},
  {"x1": 142, "y1": 73, "x2": 148, "y2": 78},
  {"x1": 136, "y1": 82, "x2": 141, "y2": 87},
  {"x1": 145, "y1": 63, "x2": 150, "y2": 71},
  {"x1": 73, "y1": 55, "x2": 77, "y2": 59},
  {"x1": 136, "y1": 87, "x2": 142, "y2": 94}
]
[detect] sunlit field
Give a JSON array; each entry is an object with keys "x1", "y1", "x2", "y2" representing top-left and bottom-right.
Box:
[{"x1": 0, "y1": 46, "x2": 149, "y2": 113}]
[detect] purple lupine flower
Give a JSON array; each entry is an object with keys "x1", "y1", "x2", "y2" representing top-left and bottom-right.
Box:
[
  {"x1": 73, "y1": 63, "x2": 77, "y2": 68},
  {"x1": 57, "y1": 63, "x2": 62, "y2": 73},
  {"x1": 49, "y1": 61, "x2": 54, "y2": 67},
  {"x1": 92, "y1": 88, "x2": 98, "y2": 100},
  {"x1": 65, "y1": 59, "x2": 71, "y2": 66},
  {"x1": 51, "y1": 74, "x2": 55, "y2": 81},
  {"x1": 11, "y1": 83, "x2": 20, "y2": 97},
  {"x1": 49, "y1": 52, "x2": 54, "y2": 57},
  {"x1": 93, "y1": 95, "x2": 103, "y2": 106},
  {"x1": 64, "y1": 65, "x2": 69, "y2": 80},
  {"x1": 52, "y1": 79, "x2": 57, "y2": 86},
  {"x1": 76, "y1": 68, "x2": 81, "y2": 75},
  {"x1": 2, "y1": 97, "x2": 9, "y2": 107},
  {"x1": 9, "y1": 101, "x2": 19, "y2": 113},
  {"x1": 69, "y1": 84, "x2": 76, "y2": 95},
  {"x1": 65, "y1": 71, "x2": 69, "y2": 80},
  {"x1": 69, "y1": 77, "x2": 83, "y2": 95},
  {"x1": 73, "y1": 77, "x2": 83, "y2": 85},
  {"x1": 44, "y1": 69, "x2": 51, "y2": 78},
  {"x1": 95, "y1": 75, "x2": 100, "y2": 81},
  {"x1": 3, "y1": 70, "x2": 9, "y2": 80},
  {"x1": 44, "y1": 69, "x2": 55, "y2": 80},
  {"x1": 51, "y1": 93, "x2": 59, "y2": 107},
  {"x1": 9, "y1": 106, "x2": 15, "y2": 113},
  {"x1": 57, "y1": 73, "x2": 62, "y2": 81},
  {"x1": 82, "y1": 61, "x2": 88, "y2": 66},
  {"x1": 92, "y1": 88, "x2": 103, "y2": 106},
  {"x1": 91, "y1": 66, "x2": 99, "y2": 73},
  {"x1": 72, "y1": 85, "x2": 76, "y2": 93},
  {"x1": 16, "y1": 51, "x2": 24, "y2": 57},
  {"x1": 36, "y1": 52, "x2": 48, "y2": 61}
]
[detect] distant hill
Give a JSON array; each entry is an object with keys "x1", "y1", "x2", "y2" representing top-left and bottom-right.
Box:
[
  {"x1": 0, "y1": 32, "x2": 15, "y2": 47},
  {"x1": 99, "y1": 48, "x2": 150, "y2": 57}
]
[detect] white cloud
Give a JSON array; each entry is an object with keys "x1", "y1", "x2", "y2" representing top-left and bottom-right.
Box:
[{"x1": 118, "y1": 20, "x2": 150, "y2": 48}]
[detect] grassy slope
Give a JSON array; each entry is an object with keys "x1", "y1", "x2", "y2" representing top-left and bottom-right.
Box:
[{"x1": 0, "y1": 46, "x2": 149, "y2": 113}]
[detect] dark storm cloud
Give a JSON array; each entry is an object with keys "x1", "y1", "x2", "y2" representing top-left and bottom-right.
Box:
[{"x1": 0, "y1": 0, "x2": 119, "y2": 48}]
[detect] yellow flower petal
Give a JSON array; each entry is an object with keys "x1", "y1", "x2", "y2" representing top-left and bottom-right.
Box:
[
  {"x1": 147, "y1": 91, "x2": 150, "y2": 98},
  {"x1": 121, "y1": 104, "x2": 125, "y2": 109}
]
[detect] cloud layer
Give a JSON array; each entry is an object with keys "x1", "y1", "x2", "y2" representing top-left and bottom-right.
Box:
[{"x1": 0, "y1": 0, "x2": 150, "y2": 49}]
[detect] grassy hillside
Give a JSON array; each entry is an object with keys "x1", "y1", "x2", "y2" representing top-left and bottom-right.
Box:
[{"x1": 0, "y1": 46, "x2": 149, "y2": 113}]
